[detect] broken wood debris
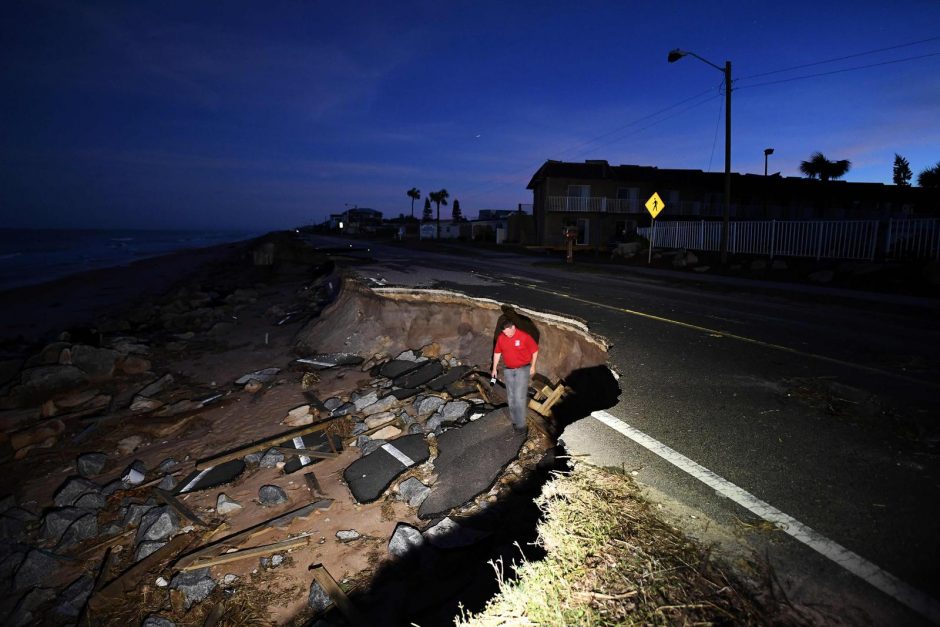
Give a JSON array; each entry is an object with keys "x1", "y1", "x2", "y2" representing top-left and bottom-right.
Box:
[
  {"x1": 154, "y1": 487, "x2": 209, "y2": 527},
  {"x1": 309, "y1": 563, "x2": 366, "y2": 626},
  {"x1": 173, "y1": 501, "x2": 331, "y2": 571},
  {"x1": 270, "y1": 445, "x2": 337, "y2": 460},
  {"x1": 528, "y1": 379, "x2": 569, "y2": 417},
  {"x1": 194, "y1": 420, "x2": 341, "y2": 470},
  {"x1": 180, "y1": 534, "x2": 313, "y2": 571}
]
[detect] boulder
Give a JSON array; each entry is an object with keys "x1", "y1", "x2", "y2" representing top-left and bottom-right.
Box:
[
  {"x1": 352, "y1": 390, "x2": 378, "y2": 411},
  {"x1": 259, "y1": 448, "x2": 285, "y2": 468},
  {"x1": 364, "y1": 412, "x2": 395, "y2": 429},
  {"x1": 57, "y1": 511, "x2": 98, "y2": 548},
  {"x1": 336, "y1": 529, "x2": 360, "y2": 542},
  {"x1": 136, "y1": 506, "x2": 180, "y2": 543},
  {"x1": 69, "y1": 345, "x2": 120, "y2": 380},
  {"x1": 76, "y1": 453, "x2": 107, "y2": 478},
  {"x1": 398, "y1": 477, "x2": 430, "y2": 507},
  {"x1": 9, "y1": 587, "x2": 55, "y2": 627},
  {"x1": 122, "y1": 503, "x2": 155, "y2": 527},
  {"x1": 438, "y1": 400, "x2": 470, "y2": 423},
  {"x1": 308, "y1": 580, "x2": 332, "y2": 613},
  {"x1": 53, "y1": 476, "x2": 101, "y2": 507},
  {"x1": 138, "y1": 374, "x2": 174, "y2": 398},
  {"x1": 216, "y1": 494, "x2": 243, "y2": 515},
  {"x1": 121, "y1": 460, "x2": 147, "y2": 486},
  {"x1": 361, "y1": 394, "x2": 398, "y2": 417},
  {"x1": 258, "y1": 485, "x2": 288, "y2": 506},
  {"x1": 53, "y1": 574, "x2": 94, "y2": 619},
  {"x1": 388, "y1": 523, "x2": 424, "y2": 558},
  {"x1": 371, "y1": 425, "x2": 401, "y2": 440},
  {"x1": 170, "y1": 568, "x2": 216, "y2": 609},
  {"x1": 41, "y1": 507, "x2": 91, "y2": 542},
  {"x1": 19, "y1": 365, "x2": 88, "y2": 398},
  {"x1": 14, "y1": 549, "x2": 63, "y2": 591},
  {"x1": 135, "y1": 541, "x2": 167, "y2": 561},
  {"x1": 414, "y1": 395, "x2": 446, "y2": 416}
]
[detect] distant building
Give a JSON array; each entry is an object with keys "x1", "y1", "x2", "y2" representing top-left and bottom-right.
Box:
[{"x1": 330, "y1": 207, "x2": 383, "y2": 234}]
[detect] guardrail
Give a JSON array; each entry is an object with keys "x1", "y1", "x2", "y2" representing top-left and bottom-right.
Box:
[{"x1": 637, "y1": 218, "x2": 940, "y2": 261}]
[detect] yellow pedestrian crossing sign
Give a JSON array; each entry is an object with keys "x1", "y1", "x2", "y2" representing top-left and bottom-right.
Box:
[{"x1": 645, "y1": 192, "x2": 665, "y2": 219}]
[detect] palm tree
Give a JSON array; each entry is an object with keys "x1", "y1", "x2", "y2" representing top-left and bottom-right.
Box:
[
  {"x1": 917, "y1": 161, "x2": 940, "y2": 188},
  {"x1": 799, "y1": 152, "x2": 851, "y2": 181},
  {"x1": 406, "y1": 188, "x2": 420, "y2": 218},
  {"x1": 429, "y1": 188, "x2": 449, "y2": 237}
]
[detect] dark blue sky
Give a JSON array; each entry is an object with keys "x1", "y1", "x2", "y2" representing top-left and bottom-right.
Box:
[{"x1": 2, "y1": 1, "x2": 938, "y2": 230}]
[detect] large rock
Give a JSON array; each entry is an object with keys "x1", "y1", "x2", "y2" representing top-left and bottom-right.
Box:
[
  {"x1": 216, "y1": 494, "x2": 243, "y2": 515},
  {"x1": 360, "y1": 394, "x2": 397, "y2": 417},
  {"x1": 136, "y1": 506, "x2": 179, "y2": 543},
  {"x1": 170, "y1": 568, "x2": 216, "y2": 609},
  {"x1": 259, "y1": 448, "x2": 285, "y2": 468},
  {"x1": 69, "y1": 345, "x2": 120, "y2": 380},
  {"x1": 258, "y1": 485, "x2": 289, "y2": 506},
  {"x1": 388, "y1": 523, "x2": 425, "y2": 558},
  {"x1": 17, "y1": 365, "x2": 88, "y2": 401},
  {"x1": 57, "y1": 512, "x2": 98, "y2": 548},
  {"x1": 422, "y1": 516, "x2": 488, "y2": 549},
  {"x1": 138, "y1": 374, "x2": 174, "y2": 398},
  {"x1": 308, "y1": 580, "x2": 332, "y2": 613},
  {"x1": 41, "y1": 507, "x2": 90, "y2": 542},
  {"x1": 141, "y1": 616, "x2": 176, "y2": 627},
  {"x1": 53, "y1": 574, "x2": 94, "y2": 619},
  {"x1": 9, "y1": 587, "x2": 56, "y2": 627},
  {"x1": 398, "y1": 477, "x2": 430, "y2": 507},
  {"x1": 53, "y1": 476, "x2": 102, "y2": 508},
  {"x1": 438, "y1": 400, "x2": 470, "y2": 423},
  {"x1": 76, "y1": 452, "x2": 107, "y2": 478},
  {"x1": 14, "y1": 549, "x2": 63, "y2": 590},
  {"x1": 414, "y1": 396, "x2": 446, "y2": 416}
]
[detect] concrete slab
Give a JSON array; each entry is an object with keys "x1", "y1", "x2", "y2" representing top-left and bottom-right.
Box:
[
  {"x1": 393, "y1": 361, "x2": 443, "y2": 389},
  {"x1": 418, "y1": 408, "x2": 524, "y2": 519},
  {"x1": 176, "y1": 459, "x2": 246, "y2": 494},
  {"x1": 426, "y1": 366, "x2": 472, "y2": 391},
  {"x1": 343, "y1": 434, "x2": 430, "y2": 503},
  {"x1": 379, "y1": 360, "x2": 423, "y2": 379}
]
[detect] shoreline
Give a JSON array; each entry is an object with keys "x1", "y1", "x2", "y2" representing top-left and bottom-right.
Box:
[{"x1": 0, "y1": 236, "x2": 268, "y2": 349}]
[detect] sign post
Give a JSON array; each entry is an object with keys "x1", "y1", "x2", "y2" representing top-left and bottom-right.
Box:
[{"x1": 645, "y1": 192, "x2": 665, "y2": 264}]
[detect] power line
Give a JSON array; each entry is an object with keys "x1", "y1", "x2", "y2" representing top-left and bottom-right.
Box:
[
  {"x1": 736, "y1": 51, "x2": 940, "y2": 90},
  {"x1": 737, "y1": 35, "x2": 940, "y2": 81}
]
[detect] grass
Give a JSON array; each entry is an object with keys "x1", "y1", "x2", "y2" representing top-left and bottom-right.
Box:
[{"x1": 457, "y1": 462, "x2": 769, "y2": 626}]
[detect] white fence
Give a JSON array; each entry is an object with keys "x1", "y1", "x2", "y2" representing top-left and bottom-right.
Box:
[{"x1": 637, "y1": 218, "x2": 940, "y2": 261}]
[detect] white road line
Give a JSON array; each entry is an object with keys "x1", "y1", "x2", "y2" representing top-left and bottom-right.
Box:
[
  {"x1": 381, "y1": 443, "x2": 415, "y2": 467},
  {"x1": 179, "y1": 467, "x2": 211, "y2": 494},
  {"x1": 590, "y1": 410, "x2": 940, "y2": 623},
  {"x1": 292, "y1": 436, "x2": 312, "y2": 466}
]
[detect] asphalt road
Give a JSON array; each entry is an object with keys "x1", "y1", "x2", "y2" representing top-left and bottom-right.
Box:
[{"x1": 304, "y1": 234, "x2": 940, "y2": 624}]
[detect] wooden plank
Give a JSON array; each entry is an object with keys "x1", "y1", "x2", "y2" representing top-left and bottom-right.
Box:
[
  {"x1": 309, "y1": 564, "x2": 366, "y2": 626},
  {"x1": 303, "y1": 471, "x2": 323, "y2": 496},
  {"x1": 154, "y1": 487, "x2": 208, "y2": 527},
  {"x1": 195, "y1": 420, "x2": 338, "y2": 470},
  {"x1": 270, "y1": 446, "x2": 337, "y2": 459},
  {"x1": 181, "y1": 535, "x2": 313, "y2": 571},
  {"x1": 173, "y1": 502, "x2": 329, "y2": 570}
]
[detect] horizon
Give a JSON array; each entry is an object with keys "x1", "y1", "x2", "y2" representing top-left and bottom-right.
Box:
[{"x1": 2, "y1": 1, "x2": 938, "y2": 231}]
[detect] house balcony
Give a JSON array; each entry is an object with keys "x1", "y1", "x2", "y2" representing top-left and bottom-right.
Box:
[{"x1": 546, "y1": 196, "x2": 639, "y2": 213}]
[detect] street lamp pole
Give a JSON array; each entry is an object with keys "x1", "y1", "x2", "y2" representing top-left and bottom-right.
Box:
[
  {"x1": 668, "y1": 49, "x2": 732, "y2": 265},
  {"x1": 764, "y1": 148, "x2": 774, "y2": 176}
]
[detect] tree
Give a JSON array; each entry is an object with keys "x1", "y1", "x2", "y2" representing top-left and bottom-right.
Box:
[
  {"x1": 799, "y1": 152, "x2": 851, "y2": 181},
  {"x1": 406, "y1": 187, "x2": 421, "y2": 218},
  {"x1": 429, "y1": 188, "x2": 449, "y2": 236},
  {"x1": 893, "y1": 154, "x2": 912, "y2": 187},
  {"x1": 917, "y1": 161, "x2": 940, "y2": 188},
  {"x1": 422, "y1": 197, "x2": 432, "y2": 221},
  {"x1": 452, "y1": 198, "x2": 462, "y2": 223}
]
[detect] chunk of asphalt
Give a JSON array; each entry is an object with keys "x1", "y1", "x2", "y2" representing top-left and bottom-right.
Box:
[
  {"x1": 426, "y1": 366, "x2": 472, "y2": 391},
  {"x1": 423, "y1": 516, "x2": 489, "y2": 549},
  {"x1": 446, "y1": 382, "x2": 479, "y2": 398},
  {"x1": 418, "y1": 408, "x2": 524, "y2": 519},
  {"x1": 390, "y1": 387, "x2": 418, "y2": 400},
  {"x1": 323, "y1": 397, "x2": 343, "y2": 411},
  {"x1": 176, "y1": 459, "x2": 246, "y2": 494},
  {"x1": 234, "y1": 368, "x2": 280, "y2": 386},
  {"x1": 379, "y1": 359, "x2": 423, "y2": 379},
  {"x1": 343, "y1": 434, "x2": 430, "y2": 503},
  {"x1": 392, "y1": 360, "x2": 443, "y2": 389}
]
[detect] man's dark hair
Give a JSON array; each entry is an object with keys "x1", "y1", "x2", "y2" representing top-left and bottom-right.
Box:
[{"x1": 499, "y1": 318, "x2": 515, "y2": 330}]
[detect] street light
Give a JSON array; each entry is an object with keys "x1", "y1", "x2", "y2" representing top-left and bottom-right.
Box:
[
  {"x1": 668, "y1": 48, "x2": 732, "y2": 264},
  {"x1": 764, "y1": 148, "x2": 774, "y2": 176}
]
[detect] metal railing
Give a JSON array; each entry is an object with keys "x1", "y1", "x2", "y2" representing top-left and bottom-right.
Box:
[
  {"x1": 638, "y1": 219, "x2": 882, "y2": 261},
  {"x1": 886, "y1": 218, "x2": 940, "y2": 260},
  {"x1": 547, "y1": 196, "x2": 638, "y2": 213}
]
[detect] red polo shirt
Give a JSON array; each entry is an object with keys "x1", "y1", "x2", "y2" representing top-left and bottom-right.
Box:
[{"x1": 494, "y1": 328, "x2": 538, "y2": 368}]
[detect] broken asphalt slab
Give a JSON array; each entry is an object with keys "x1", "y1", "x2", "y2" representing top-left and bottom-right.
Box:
[
  {"x1": 343, "y1": 434, "x2": 430, "y2": 503},
  {"x1": 176, "y1": 459, "x2": 246, "y2": 494},
  {"x1": 418, "y1": 408, "x2": 525, "y2": 519}
]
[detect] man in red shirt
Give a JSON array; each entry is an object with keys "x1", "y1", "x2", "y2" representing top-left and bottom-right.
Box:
[{"x1": 491, "y1": 319, "x2": 539, "y2": 433}]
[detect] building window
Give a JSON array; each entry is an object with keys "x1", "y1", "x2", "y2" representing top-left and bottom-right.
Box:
[
  {"x1": 576, "y1": 218, "x2": 589, "y2": 246},
  {"x1": 567, "y1": 184, "x2": 590, "y2": 198}
]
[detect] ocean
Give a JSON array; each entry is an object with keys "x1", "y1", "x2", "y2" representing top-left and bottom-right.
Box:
[{"x1": 0, "y1": 228, "x2": 264, "y2": 292}]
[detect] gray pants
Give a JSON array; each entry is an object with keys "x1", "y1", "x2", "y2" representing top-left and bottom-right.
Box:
[{"x1": 503, "y1": 366, "x2": 530, "y2": 429}]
